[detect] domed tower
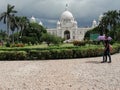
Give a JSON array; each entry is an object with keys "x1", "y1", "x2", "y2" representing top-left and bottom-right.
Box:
[
  {"x1": 60, "y1": 4, "x2": 75, "y2": 28},
  {"x1": 30, "y1": 16, "x2": 36, "y2": 23},
  {"x1": 92, "y1": 19, "x2": 97, "y2": 28},
  {"x1": 57, "y1": 20, "x2": 61, "y2": 29},
  {"x1": 39, "y1": 21, "x2": 43, "y2": 26},
  {"x1": 74, "y1": 20, "x2": 78, "y2": 28},
  {"x1": 56, "y1": 4, "x2": 78, "y2": 40}
]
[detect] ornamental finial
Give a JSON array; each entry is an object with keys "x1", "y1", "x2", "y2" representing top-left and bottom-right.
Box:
[{"x1": 65, "y1": 4, "x2": 68, "y2": 11}]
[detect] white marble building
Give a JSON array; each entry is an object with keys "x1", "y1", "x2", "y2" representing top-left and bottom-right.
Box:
[
  {"x1": 47, "y1": 6, "x2": 97, "y2": 41},
  {"x1": 30, "y1": 5, "x2": 100, "y2": 41}
]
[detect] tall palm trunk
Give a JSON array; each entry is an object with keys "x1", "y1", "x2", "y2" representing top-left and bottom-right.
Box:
[
  {"x1": 16, "y1": 29, "x2": 19, "y2": 43},
  {"x1": 7, "y1": 18, "x2": 10, "y2": 40},
  {"x1": 12, "y1": 31, "x2": 14, "y2": 44}
]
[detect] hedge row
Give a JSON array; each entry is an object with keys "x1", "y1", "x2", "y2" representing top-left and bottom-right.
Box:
[
  {"x1": 0, "y1": 45, "x2": 119, "y2": 60},
  {"x1": 0, "y1": 51, "x2": 27, "y2": 60},
  {"x1": 28, "y1": 47, "x2": 119, "y2": 60}
]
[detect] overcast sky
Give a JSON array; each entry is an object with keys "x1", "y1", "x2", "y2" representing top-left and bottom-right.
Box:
[{"x1": 0, "y1": 0, "x2": 120, "y2": 29}]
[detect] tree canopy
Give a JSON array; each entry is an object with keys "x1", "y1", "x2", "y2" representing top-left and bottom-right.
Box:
[
  {"x1": 85, "y1": 10, "x2": 120, "y2": 41},
  {"x1": 21, "y1": 22, "x2": 47, "y2": 44}
]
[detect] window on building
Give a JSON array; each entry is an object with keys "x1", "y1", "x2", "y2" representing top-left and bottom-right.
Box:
[
  {"x1": 80, "y1": 31, "x2": 82, "y2": 34},
  {"x1": 73, "y1": 36, "x2": 75, "y2": 39},
  {"x1": 73, "y1": 31, "x2": 75, "y2": 34}
]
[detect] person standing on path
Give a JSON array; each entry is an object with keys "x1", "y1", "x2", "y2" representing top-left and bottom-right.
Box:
[{"x1": 101, "y1": 36, "x2": 111, "y2": 63}]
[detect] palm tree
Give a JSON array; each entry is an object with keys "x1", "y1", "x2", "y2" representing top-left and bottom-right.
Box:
[
  {"x1": 104, "y1": 10, "x2": 119, "y2": 30},
  {"x1": 0, "y1": 4, "x2": 17, "y2": 38},
  {"x1": 98, "y1": 10, "x2": 120, "y2": 39},
  {"x1": 15, "y1": 16, "x2": 29, "y2": 38},
  {"x1": 14, "y1": 16, "x2": 29, "y2": 42},
  {"x1": 99, "y1": 16, "x2": 108, "y2": 35},
  {"x1": 9, "y1": 15, "x2": 18, "y2": 44}
]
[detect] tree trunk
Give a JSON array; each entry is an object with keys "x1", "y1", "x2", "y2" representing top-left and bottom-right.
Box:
[
  {"x1": 12, "y1": 31, "x2": 14, "y2": 44},
  {"x1": 7, "y1": 18, "x2": 10, "y2": 40}
]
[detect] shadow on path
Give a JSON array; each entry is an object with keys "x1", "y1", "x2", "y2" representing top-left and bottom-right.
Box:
[{"x1": 85, "y1": 61, "x2": 101, "y2": 64}]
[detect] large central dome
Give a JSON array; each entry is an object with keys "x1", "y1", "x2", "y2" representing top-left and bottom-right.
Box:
[{"x1": 61, "y1": 10, "x2": 74, "y2": 20}]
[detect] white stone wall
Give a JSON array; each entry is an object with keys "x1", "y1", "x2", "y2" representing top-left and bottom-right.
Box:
[
  {"x1": 47, "y1": 29, "x2": 57, "y2": 35},
  {"x1": 47, "y1": 27, "x2": 91, "y2": 41}
]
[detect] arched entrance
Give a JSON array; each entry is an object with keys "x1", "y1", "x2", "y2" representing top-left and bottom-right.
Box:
[{"x1": 64, "y1": 30, "x2": 70, "y2": 40}]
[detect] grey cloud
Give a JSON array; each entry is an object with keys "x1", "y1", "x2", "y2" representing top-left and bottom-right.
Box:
[{"x1": 0, "y1": 0, "x2": 120, "y2": 28}]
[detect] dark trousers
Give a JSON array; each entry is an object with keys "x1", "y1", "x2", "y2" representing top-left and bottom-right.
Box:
[{"x1": 103, "y1": 50, "x2": 111, "y2": 62}]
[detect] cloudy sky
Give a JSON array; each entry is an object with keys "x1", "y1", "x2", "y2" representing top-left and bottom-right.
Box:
[{"x1": 0, "y1": 0, "x2": 120, "y2": 29}]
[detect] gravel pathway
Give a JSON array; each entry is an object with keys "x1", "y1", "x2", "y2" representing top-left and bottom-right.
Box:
[{"x1": 0, "y1": 53, "x2": 120, "y2": 90}]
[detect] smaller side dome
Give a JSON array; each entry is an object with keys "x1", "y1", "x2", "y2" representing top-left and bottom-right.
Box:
[
  {"x1": 39, "y1": 21, "x2": 43, "y2": 26},
  {"x1": 57, "y1": 21, "x2": 60, "y2": 24},
  {"x1": 57, "y1": 20, "x2": 61, "y2": 28},
  {"x1": 30, "y1": 16, "x2": 36, "y2": 23},
  {"x1": 74, "y1": 21, "x2": 77, "y2": 24},
  {"x1": 92, "y1": 19, "x2": 97, "y2": 28}
]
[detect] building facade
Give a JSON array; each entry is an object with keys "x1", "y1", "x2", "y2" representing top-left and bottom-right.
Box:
[
  {"x1": 47, "y1": 6, "x2": 97, "y2": 41},
  {"x1": 30, "y1": 5, "x2": 101, "y2": 42}
]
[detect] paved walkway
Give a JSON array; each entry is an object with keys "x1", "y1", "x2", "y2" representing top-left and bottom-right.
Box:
[{"x1": 0, "y1": 53, "x2": 120, "y2": 90}]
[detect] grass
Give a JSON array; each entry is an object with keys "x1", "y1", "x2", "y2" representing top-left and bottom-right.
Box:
[
  {"x1": 0, "y1": 43, "x2": 119, "y2": 51},
  {"x1": 0, "y1": 43, "x2": 74, "y2": 51}
]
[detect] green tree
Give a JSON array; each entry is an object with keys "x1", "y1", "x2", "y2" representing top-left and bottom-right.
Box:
[
  {"x1": 99, "y1": 16, "x2": 109, "y2": 35},
  {"x1": 9, "y1": 15, "x2": 18, "y2": 44},
  {"x1": 14, "y1": 16, "x2": 29, "y2": 42},
  {"x1": 0, "y1": 29, "x2": 7, "y2": 40},
  {"x1": 99, "y1": 10, "x2": 120, "y2": 38},
  {"x1": 105, "y1": 10, "x2": 119, "y2": 39},
  {"x1": 115, "y1": 27, "x2": 120, "y2": 41},
  {"x1": 15, "y1": 16, "x2": 29, "y2": 38},
  {"x1": 84, "y1": 27, "x2": 100, "y2": 40},
  {"x1": 21, "y1": 22, "x2": 46, "y2": 44},
  {"x1": 41, "y1": 33, "x2": 63, "y2": 46},
  {"x1": 0, "y1": 4, "x2": 17, "y2": 38}
]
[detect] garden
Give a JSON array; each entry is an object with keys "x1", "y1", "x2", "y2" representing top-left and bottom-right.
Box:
[
  {"x1": 0, "y1": 41, "x2": 120, "y2": 60},
  {"x1": 0, "y1": 4, "x2": 120, "y2": 60}
]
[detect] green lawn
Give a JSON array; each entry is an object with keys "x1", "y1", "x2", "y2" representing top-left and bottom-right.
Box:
[
  {"x1": 0, "y1": 43, "x2": 119, "y2": 50},
  {"x1": 0, "y1": 43, "x2": 73, "y2": 48}
]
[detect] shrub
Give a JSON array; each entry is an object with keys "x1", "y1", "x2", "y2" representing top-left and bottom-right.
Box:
[
  {"x1": 0, "y1": 51, "x2": 27, "y2": 60},
  {"x1": 11, "y1": 43, "x2": 25, "y2": 47},
  {"x1": 73, "y1": 41, "x2": 86, "y2": 46},
  {"x1": 5, "y1": 42, "x2": 10, "y2": 47},
  {"x1": 28, "y1": 50, "x2": 51, "y2": 60},
  {"x1": 109, "y1": 40, "x2": 115, "y2": 45}
]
